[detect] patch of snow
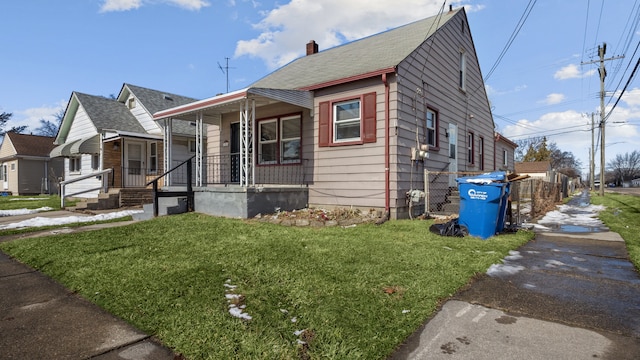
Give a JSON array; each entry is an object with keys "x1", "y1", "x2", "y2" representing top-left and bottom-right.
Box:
[
  {"x1": 505, "y1": 250, "x2": 523, "y2": 261},
  {"x1": 0, "y1": 210, "x2": 142, "y2": 229},
  {"x1": 293, "y1": 329, "x2": 305, "y2": 336},
  {"x1": 572, "y1": 257, "x2": 587, "y2": 262},
  {"x1": 229, "y1": 306, "x2": 252, "y2": 320},
  {"x1": 402, "y1": 309, "x2": 411, "y2": 314},
  {"x1": 487, "y1": 263, "x2": 525, "y2": 276},
  {"x1": 545, "y1": 260, "x2": 566, "y2": 268},
  {"x1": 10, "y1": 197, "x2": 48, "y2": 201},
  {"x1": 0, "y1": 207, "x2": 53, "y2": 217},
  {"x1": 291, "y1": 317, "x2": 297, "y2": 323},
  {"x1": 523, "y1": 283, "x2": 536, "y2": 289}
]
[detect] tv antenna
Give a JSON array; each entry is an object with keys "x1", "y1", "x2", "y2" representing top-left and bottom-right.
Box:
[{"x1": 217, "y1": 57, "x2": 235, "y2": 93}]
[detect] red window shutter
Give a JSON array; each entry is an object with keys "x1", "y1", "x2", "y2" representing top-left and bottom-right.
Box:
[
  {"x1": 319, "y1": 101, "x2": 330, "y2": 147},
  {"x1": 362, "y1": 92, "x2": 377, "y2": 143}
]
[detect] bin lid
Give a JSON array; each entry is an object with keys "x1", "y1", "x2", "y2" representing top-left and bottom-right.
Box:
[{"x1": 456, "y1": 171, "x2": 506, "y2": 184}]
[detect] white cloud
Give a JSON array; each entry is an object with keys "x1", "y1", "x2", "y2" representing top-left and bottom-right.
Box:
[
  {"x1": 620, "y1": 87, "x2": 640, "y2": 107},
  {"x1": 554, "y1": 64, "x2": 596, "y2": 80},
  {"x1": 234, "y1": 0, "x2": 472, "y2": 69},
  {"x1": 542, "y1": 93, "x2": 565, "y2": 105},
  {"x1": 100, "y1": 0, "x2": 209, "y2": 12},
  {"x1": 9, "y1": 101, "x2": 66, "y2": 134}
]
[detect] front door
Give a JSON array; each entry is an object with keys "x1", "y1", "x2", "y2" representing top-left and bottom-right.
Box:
[
  {"x1": 124, "y1": 141, "x2": 145, "y2": 187},
  {"x1": 448, "y1": 124, "x2": 458, "y2": 187},
  {"x1": 230, "y1": 122, "x2": 240, "y2": 183}
]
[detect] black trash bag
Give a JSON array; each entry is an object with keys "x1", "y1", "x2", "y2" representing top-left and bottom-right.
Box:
[{"x1": 429, "y1": 218, "x2": 469, "y2": 237}]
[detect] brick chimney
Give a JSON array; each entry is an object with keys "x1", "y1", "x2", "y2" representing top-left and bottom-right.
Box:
[{"x1": 306, "y1": 40, "x2": 319, "y2": 55}]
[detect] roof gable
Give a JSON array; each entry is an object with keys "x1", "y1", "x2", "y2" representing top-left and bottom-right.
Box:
[
  {"x1": 118, "y1": 84, "x2": 199, "y2": 115},
  {"x1": 251, "y1": 8, "x2": 461, "y2": 90},
  {"x1": 5, "y1": 132, "x2": 57, "y2": 157},
  {"x1": 74, "y1": 92, "x2": 145, "y2": 134}
]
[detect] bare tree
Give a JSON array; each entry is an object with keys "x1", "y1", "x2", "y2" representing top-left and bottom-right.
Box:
[
  {"x1": 607, "y1": 151, "x2": 640, "y2": 185},
  {"x1": 35, "y1": 109, "x2": 64, "y2": 137}
]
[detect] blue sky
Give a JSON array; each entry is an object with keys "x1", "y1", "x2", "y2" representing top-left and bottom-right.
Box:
[{"x1": 1, "y1": 0, "x2": 639, "y2": 177}]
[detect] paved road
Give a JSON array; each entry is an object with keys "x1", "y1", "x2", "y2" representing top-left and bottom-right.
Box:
[{"x1": 391, "y1": 190, "x2": 640, "y2": 359}]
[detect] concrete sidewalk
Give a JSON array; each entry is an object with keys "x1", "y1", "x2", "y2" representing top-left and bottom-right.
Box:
[
  {"x1": 0, "y1": 210, "x2": 179, "y2": 359},
  {"x1": 391, "y1": 193, "x2": 640, "y2": 359}
]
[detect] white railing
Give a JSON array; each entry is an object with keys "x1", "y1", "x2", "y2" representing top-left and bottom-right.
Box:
[{"x1": 59, "y1": 168, "x2": 113, "y2": 208}]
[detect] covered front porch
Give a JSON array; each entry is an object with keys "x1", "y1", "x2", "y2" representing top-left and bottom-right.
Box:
[{"x1": 153, "y1": 87, "x2": 314, "y2": 218}]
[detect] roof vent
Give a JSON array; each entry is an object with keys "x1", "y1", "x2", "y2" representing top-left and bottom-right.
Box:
[
  {"x1": 306, "y1": 40, "x2": 319, "y2": 56},
  {"x1": 163, "y1": 94, "x2": 173, "y2": 101}
]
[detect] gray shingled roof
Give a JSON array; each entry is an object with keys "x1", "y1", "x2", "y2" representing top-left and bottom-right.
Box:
[
  {"x1": 251, "y1": 8, "x2": 460, "y2": 90},
  {"x1": 122, "y1": 84, "x2": 201, "y2": 136},
  {"x1": 74, "y1": 92, "x2": 146, "y2": 134},
  {"x1": 123, "y1": 84, "x2": 198, "y2": 114}
]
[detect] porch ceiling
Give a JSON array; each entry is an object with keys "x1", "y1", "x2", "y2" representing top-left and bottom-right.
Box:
[{"x1": 152, "y1": 87, "x2": 314, "y2": 124}]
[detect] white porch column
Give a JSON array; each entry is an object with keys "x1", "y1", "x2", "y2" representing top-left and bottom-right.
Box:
[
  {"x1": 239, "y1": 98, "x2": 254, "y2": 187},
  {"x1": 164, "y1": 118, "x2": 173, "y2": 186},
  {"x1": 195, "y1": 111, "x2": 203, "y2": 187}
]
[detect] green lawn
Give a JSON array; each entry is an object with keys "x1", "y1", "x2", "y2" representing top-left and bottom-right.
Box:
[
  {"x1": 591, "y1": 192, "x2": 640, "y2": 269},
  {"x1": 0, "y1": 213, "x2": 532, "y2": 359},
  {"x1": 0, "y1": 195, "x2": 67, "y2": 210}
]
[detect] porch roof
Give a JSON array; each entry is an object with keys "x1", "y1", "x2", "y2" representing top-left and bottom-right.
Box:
[
  {"x1": 152, "y1": 87, "x2": 313, "y2": 124},
  {"x1": 50, "y1": 134, "x2": 100, "y2": 157}
]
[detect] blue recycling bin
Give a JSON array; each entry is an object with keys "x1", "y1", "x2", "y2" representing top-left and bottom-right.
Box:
[{"x1": 456, "y1": 172, "x2": 508, "y2": 239}]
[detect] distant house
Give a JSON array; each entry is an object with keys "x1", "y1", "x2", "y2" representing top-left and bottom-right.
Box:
[
  {"x1": 494, "y1": 133, "x2": 517, "y2": 172},
  {"x1": 515, "y1": 161, "x2": 552, "y2": 181},
  {"x1": 51, "y1": 84, "x2": 204, "y2": 200},
  {"x1": 153, "y1": 7, "x2": 501, "y2": 219},
  {"x1": 0, "y1": 132, "x2": 64, "y2": 195}
]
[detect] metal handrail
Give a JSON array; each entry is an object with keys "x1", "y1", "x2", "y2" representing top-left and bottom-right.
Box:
[
  {"x1": 60, "y1": 168, "x2": 113, "y2": 208},
  {"x1": 146, "y1": 155, "x2": 195, "y2": 217}
]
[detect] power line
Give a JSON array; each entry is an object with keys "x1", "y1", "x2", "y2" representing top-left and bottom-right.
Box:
[{"x1": 483, "y1": 0, "x2": 537, "y2": 82}]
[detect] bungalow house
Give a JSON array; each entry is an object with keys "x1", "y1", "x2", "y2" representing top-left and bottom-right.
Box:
[
  {"x1": 153, "y1": 7, "x2": 498, "y2": 219},
  {"x1": 514, "y1": 161, "x2": 552, "y2": 181},
  {"x1": 0, "y1": 132, "x2": 64, "y2": 195},
  {"x1": 51, "y1": 84, "x2": 204, "y2": 203},
  {"x1": 494, "y1": 132, "x2": 517, "y2": 172}
]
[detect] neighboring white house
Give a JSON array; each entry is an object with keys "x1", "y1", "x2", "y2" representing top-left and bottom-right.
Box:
[{"x1": 51, "y1": 84, "x2": 204, "y2": 199}]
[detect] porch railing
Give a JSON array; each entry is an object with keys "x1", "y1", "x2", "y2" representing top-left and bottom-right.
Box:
[
  {"x1": 59, "y1": 168, "x2": 113, "y2": 208},
  {"x1": 146, "y1": 156, "x2": 194, "y2": 217},
  {"x1": 171, "y1": 155, "x2": 308, "y2": 186}
]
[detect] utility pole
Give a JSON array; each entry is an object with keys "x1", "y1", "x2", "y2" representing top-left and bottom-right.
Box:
[
  {"x1": 582, "y1": 43, "x2": 624, "y2": 196},
  {"x1": 590, "y1": 112, "x2": 595, "y2": 192}
]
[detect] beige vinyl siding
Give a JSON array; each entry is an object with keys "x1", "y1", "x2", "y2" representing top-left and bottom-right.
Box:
[
  {"x1": 5, "y1": 161, "x2": 18, "y2": 193},
  {"x1": 0, "y1": 138, "x2": 16, "y2": 159},
  {"x1": 394, "y1": 10, "x2": 495, "y2": 216},
  {"x1": 309, "y1": 78, "x2": 387, "y2": 209}
]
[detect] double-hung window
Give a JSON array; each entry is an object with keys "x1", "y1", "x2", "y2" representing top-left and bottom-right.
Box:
[
  {"x1": 258, "y1": 114, "x2": 301, "y2": 165},
  {"x1": 503, "y1": 149, "x2": 508, "y2": 167},
  {"x1": 334, "y1": 100, "x2": 361, "y2": 142},
  {"x1": 319, "y1": 92, "x2": 377, "y2": 147},
  {"x1": 148, "y1": 142, "x2": 158, "y2": 173},
  {"x1": 70, "y1": 156, "x2": 81, "y2": 173},
  {"x1": 426, "y1": 108, "x2": 437, "y2": 147},
  {"x1": 479, "y1": 137, "x2": 484, "y2": 170},
  {"x1": 459, "y1": 51, "x2": 467, "y2": 90}
]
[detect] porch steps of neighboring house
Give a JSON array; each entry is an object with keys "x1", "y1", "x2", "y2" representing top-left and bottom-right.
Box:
[
  {"x1": 68, "y1": 189, "x2": 120, "y2": 212},
  {"x1": 440, "y1": 188, "x2": 460, "y2": 215}
]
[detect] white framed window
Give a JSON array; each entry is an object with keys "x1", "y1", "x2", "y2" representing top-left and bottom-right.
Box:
[
  {"x1": 333, "y1": 99, "x2": 361, "y2": 142},
  {"x1": 148, "y1": 142, "x2": 158, "y2": 173},
  {"x1": 479, "y1": 137, "x2": 484, "y2": 170},
  {"x1": 459, "y1": 51, "x2": 467, "y2": 90},
  {"x1": 503, "y1": 149, "x2": 508, "y2": 167},
  {"x1": 425, "y1": 108, "x2": 437, "y2": 147},
  {"x1": 69, "y1": 156, "x2": 81, "y2": 173},
  {"x1": 188, "y1": 140, "x2": 196, "y2": 153},
  {"x1": 10, "y1": 163, "x2": 15, "y2": 171},
  {"x1": 258, "y1": 119, "x2": 278, "y2": 165},
  {"x1": 0, "y1": 164, "x2": 6, "y2": 180},
  {"x1": 128, "y1": 97, "x2": 136, "y2": 109},
  {"x1": 281, "y1": 115, "x2": 301, "y2": 164},
  {"x1": 91, "y1": 154, "x2": 100, "y2": 170}
]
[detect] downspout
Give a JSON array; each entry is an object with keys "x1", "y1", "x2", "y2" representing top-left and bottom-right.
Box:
[{"x1": 382, "y1": 73, "x2": 391, "y2": 216}]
